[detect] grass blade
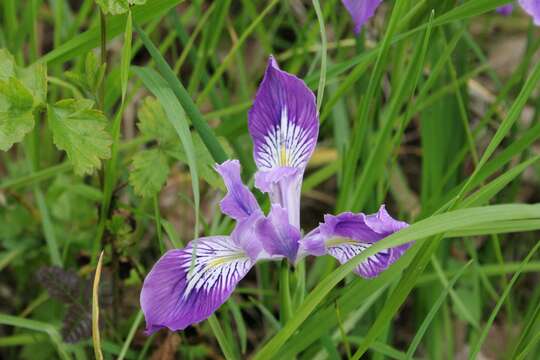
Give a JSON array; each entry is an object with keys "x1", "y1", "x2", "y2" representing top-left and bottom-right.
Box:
[
  {"x1": 92, "y1": 251, "x2": 104, "y2": 360},
  {"x1": 134, "y1": 22, "x2": 227, "y2": 164}
]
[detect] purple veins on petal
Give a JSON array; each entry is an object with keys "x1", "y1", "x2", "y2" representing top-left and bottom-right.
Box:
[
  {"x1": 341, "y1": 0, "x2": 383, "y2": 34},
  {"x1": 140, "y1": 236, "x2": 253, "y2": 334},
  {"x1": 255, "y1": 205, "x2": 301, "y2": 263},
  {"x1": 497, "y1": 4, "x2": 514, "y2": 16},
  {"x1": 300, "y1": 205, "x2": 411, "y2": 278},
  {"x1": 215, "y1": 159, "x2": 260, "y2": 221},
  {"x1": 519, "y1": 0, "x2": 540, "y2": 25},
  {"x1": 248, "y1": 56, "x2": 318, "y2": 225},
  {"x1": 248, "y1": 56, "x2": 319, "y2": 173}
]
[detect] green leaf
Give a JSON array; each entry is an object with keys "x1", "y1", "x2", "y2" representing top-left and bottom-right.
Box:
[
  {"x1": 48, "y1": 99, "x2": 112, "y2": 175},
  {"x1": 0, "y1": 49, "x2": 47, "y2": 103},
  {"x1": 96, "y1": 0, "x2": 146, "y2": 15},
  {"x1": 0, "y1": 78, "x2": 35, "y2": 151},
  {"x1": 0, "y1": 48, "x2": 47, "y2": 150},
  {"x1": 129, "y1": 148, "x2": 169, "y2": 198},
  {"x1": 137, "y1": 96, "x2": 176, "y2": 146}
]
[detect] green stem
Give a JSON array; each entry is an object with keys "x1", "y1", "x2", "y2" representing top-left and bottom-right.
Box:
[
  {"x1": 279, "y1": 260, "x2": 293, "y2": 325},
  {"x1": 311, "y1": 0, "x2": 327, "y2": 112},
  {"x1": 99, "y1": 9, "x2": 107, "y2": 110},
  {"x1": 153, "y1": 195, "x2": 164, "y2": 253}
]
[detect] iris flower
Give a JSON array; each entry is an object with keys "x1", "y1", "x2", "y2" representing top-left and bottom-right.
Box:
[
  {"x1": 140, "y1": 56, "x2": 411, "y2": 333},
  {"x1": 341, "y1": 0, "x2": 383, "y2": 34},
  {"x1": 485, "y1": 2, "x2": 540, "y2": 25},
  {"x1": 341, "y1": 1, "x2": 540, "y2": 31}
]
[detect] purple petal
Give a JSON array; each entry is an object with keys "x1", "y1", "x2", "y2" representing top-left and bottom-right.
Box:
[
  {"x1": 341, "y1": 0, "x2": 383, "y2": 34},
  {"x1": 300, "y1": 228, "x2": 326, "y2": 256},
  {"x1": 215, "y1": 160, "x2": 260, "y2": 221},
  {"x1": 255, "y1": 166, "x2": 302, "y2": 227},
  {"x1": 248, "y1": 56, "x2": 319, "y2": 173},
  {"x1": 140, "y1": 236, "x2": 253, "y2": 333},
  {"x1": 327, "y1": 241, "x2": 392, "y2": 278},
  {"x1": 255, "y1": 205, "x2": 301, "y2": 262},
  {"x1": 231, "y1": 210, "x2": 266, "y2": 261},
  {"x1": 319, "y1": 212, "x2": 383, "y2": 243},
  {"x1": 301, "y1": 206, "x2": 411, "y2": 278},
  {"x1": 497, "y1": 4, "x2": 514, "y2": 16},
  {"x1": 519, "y1": 0, "x2": 540, "y2": 25},
  {"x1": 364, "y1": 205, "x2": 409, "y2": 235}
]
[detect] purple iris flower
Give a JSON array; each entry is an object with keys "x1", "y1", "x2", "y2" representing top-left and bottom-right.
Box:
[
  {"x1": 497, "y1": 2, "x2": 540, "y2": 25},
  {"x1": 140, "y1": 56, "x2": 411, "y2": 334},
  {"x1": 497, "y1": 4, "x2": 514, "y2": 16},
  {"x1": 341, "y1": 0, "x2": 383, "y2": 34},
  {"x1": 519, "y1": 0, "x2": 540, "y2": 25}
]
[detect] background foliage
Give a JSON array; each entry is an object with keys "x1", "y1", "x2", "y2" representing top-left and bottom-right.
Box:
[{"x1": 1, "y1": 0, "x2": 540, "y2": 359}]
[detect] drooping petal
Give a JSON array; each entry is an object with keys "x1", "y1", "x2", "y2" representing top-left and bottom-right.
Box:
[
  {"x1": 255, "y1": 205, "x2": 301, "y2": 262},
  {"x1": 519, "y1": 0, "x2": 540, "y2": 25},
  {"x1": 215, "y1": 160, "x2": 260, "y2": 221},
  {"x1": 319, "y1": 212, "x2": 383, "y2": 243},
  {"x1": 248, "y1": 57, "x2": 318, "y2": 225},
  {"x1": 341, "y1": 0, "x2": 383, "y2": 34},
  {"x1": 300, "y1": 206, "x2": 410, "y2": 278},
  {"x1": 364, "y1": 205, "x2": 409, "y2": 235},
  {"x1": 497, "y1": 4, "x2": 514, "y2": 16},
  {"x1": 248, "y1": 56, "x2": 319, "y2": 173},
  {"x1": 140, "y1": 236, "x2": 253, "y2": 333}
]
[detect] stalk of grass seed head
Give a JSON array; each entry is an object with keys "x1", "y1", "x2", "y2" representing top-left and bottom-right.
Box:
[{"x1": 92, "y1": 251, "x2": 104, "y2": 360}]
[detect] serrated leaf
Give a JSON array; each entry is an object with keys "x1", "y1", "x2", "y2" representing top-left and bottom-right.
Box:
[
  {"x1": 0, "y1": 48, "x2": 47, "y2": 104},
  {"x1": 0, "y1": 49, "x2": 47, "y2": 151},
  {"x1": 96, "y1": 0, "x2": 147, "y2": 15},
  {"x1": 48, "y1": 99, "x2": 112, "y2": 175},
  {"x1": 17, "y1": 64, "x2": 47, "y2": 104},
  {"x1": 137, "y1": 96, "x2": 176, "y2": 146},
  {"x1": 0, "y1": 49, "x2": 16, "y2": 79},
  {"x1": 129, "y1": 148, "x2": 169, "y2": 198},
  {"x1": 0, "y1": 78, "x2": 35, "y2": 151}
]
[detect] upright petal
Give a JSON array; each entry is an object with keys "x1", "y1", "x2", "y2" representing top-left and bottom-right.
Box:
[
  {"x1": 255, "y1": 205, "x2": 301, "y2": 263},
  {"x1": 215, "y1": 160, "x2": 260, "y2": 221},
  {"x1": 519, "y1": 0, "x2": 540, "y2": 25},
  {"x1": 140, "y1": 236, "x2": 253, "y2": 333},
  {"x1": 248, "y1": 57, "x2": 318, "y2": 226},
  {"x1": 341, "y1": 0, "x2": 383, "y2": 34},
  {"x1": 254, "y1": 166, "x2": 303, "y2": 227},
  {"x1": 249, "y1": 57, "x2": 318, "y2": 172},
  {"x1": 300, "y1": 206, "x2": 410, "y2": 278},
  {"x1": 497, "y1": 4, "x2": 514, "y2": 16}
]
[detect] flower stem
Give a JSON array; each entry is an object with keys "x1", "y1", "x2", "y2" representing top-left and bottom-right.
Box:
[{"x1": 279, "y1": 260, "x2": 293, "y2": 325}]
